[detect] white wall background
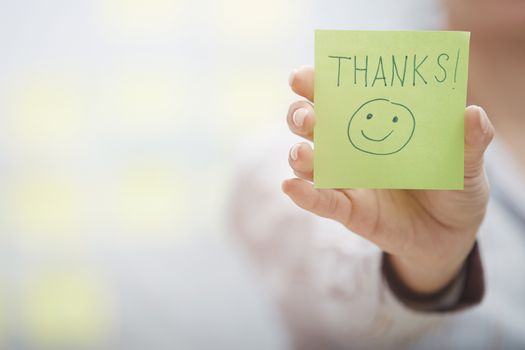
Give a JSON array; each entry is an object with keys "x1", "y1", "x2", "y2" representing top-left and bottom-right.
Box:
[{"x1": 0, "y1": 0, "x2": 443, "y2": 348}]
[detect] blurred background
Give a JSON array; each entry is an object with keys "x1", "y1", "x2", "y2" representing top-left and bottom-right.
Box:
[{"x1": 0, "y1": 0, "x2": 439, "y2": 349}]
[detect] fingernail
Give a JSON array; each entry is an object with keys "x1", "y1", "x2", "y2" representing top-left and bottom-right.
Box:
[
  {"x1": 478, "y1": 106, "x2": 489, "y2": 134},
  {"x1": 288, "y1": 69, "x2": 298, "y2": 87},
  {"x1": 292, "y1": 108, "x2": 308, "y2": 127},
  {"x1": 290, "y1": 144, "x2": 300, "y2": 161}
]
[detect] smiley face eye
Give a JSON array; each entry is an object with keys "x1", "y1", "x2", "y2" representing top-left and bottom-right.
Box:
[
  {"x1": 392, "y1": 116, "x2": 399, "y2": 123},
  {"x1": 366, "y1": 113, "x2": 373, "y2": 120}
]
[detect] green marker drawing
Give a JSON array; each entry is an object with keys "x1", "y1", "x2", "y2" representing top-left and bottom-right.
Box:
[{"x1": 347, "y1": 98, "x2": 416, "y2": 155}]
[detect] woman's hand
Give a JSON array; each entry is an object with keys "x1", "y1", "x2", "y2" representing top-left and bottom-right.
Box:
[{"x1": 283, "y1": 65, "x2": 494, "y2": 295}]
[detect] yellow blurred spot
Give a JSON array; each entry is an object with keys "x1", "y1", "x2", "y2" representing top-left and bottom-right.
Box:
[
  {"x1": 220, "y1": 69, "x2": 293, "y2": 133},
  {"x1": 24, "y1": 272, "x2": 109, "y2": 346},
  {"x1": 0, "y1": 288, "x2": 4, "y2": 347},
  {"x1": 218, "y1": 0, "x2": 299, "y2": 36},
  {"x1": 10, "y1": 77, "x2": 83, "y2": 149},
  {"x1": 96, "y1": 0, "x2": 182, "y2": 39},
  {"x1": 12, "y1": 177, "x2": 81, "y2": 237},
  {"x1": 105, "y1": 69, "x2": 184, "y2": 133},
  {"x1": 113, "y1": 162, "x2": 189, "y2": 236}
]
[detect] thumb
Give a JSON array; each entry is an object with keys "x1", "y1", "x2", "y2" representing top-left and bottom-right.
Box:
[{"x1": 464, "y1": 105, "x2": 494, "y2": 180}]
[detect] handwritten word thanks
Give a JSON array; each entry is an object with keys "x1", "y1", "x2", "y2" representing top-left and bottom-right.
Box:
[{"x1": 328, "y1": 50, "x2": 461, "y2": 88}]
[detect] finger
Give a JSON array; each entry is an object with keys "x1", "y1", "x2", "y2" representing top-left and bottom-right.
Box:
[
  {"x1": 293, "y1": 170, "x2": 313, "y2": 182},
  {"x1": 289, "y1": 143, "x2": 313, "y2": 181},
  {"x1": 282, "y1": 178, "x2": 352, "y2": 226},
  {"x1": 464, "y1": 105, "x2": 495, "y2": 180},
  {"x1": 289, "y1": 65, "x2": 314, "y2": 102},
  {"x1": 287, "y1": 101, "x2": 315, "y2": 141}
]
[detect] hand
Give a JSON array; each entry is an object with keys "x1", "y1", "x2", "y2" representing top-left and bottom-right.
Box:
[{"x1": 283, "y1": 66, "x2": 495, "y2": 295}]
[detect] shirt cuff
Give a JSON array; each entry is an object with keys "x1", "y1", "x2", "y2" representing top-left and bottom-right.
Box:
[{"x1": 382, "y1": 242, "x2": 485, "y2": 312}]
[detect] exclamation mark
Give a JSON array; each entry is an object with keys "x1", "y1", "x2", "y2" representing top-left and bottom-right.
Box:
[{"x1": 453, "y1": 48, "x2": 461, "y2": 89}]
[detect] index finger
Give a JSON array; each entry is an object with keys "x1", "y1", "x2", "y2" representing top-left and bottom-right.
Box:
[{"x1": 289, "y1": 65, "x2": 314, "y2": 102}]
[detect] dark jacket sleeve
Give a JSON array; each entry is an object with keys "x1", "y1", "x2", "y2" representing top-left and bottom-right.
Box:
[{"x1": 382, "y1": 242, "x2": 485, "y2": 312}]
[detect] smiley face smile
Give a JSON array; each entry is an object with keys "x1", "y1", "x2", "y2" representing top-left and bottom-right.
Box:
[
  {"x1": 360, "y1": 129, "x2": 394, "y2": 142},
  {"x1": 347, "y1": 98, "x2": 416, "y2": 155}
]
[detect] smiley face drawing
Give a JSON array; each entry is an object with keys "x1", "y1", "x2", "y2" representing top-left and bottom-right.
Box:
[{"x1": 347, "y1": 98, "x2": 416, "y2": 155}]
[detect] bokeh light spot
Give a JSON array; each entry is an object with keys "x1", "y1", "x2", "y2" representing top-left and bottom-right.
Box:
[
  {"x1": 219, "y1": 69, "x2": 293, "y2": 135},
  {"x1": 11, "y1": 176, "x2": 82, "y2": 238},
  {"x1": 0, "y1": 288, "x2": 4, "y2": 347},
  {"x1": 111, "y1": 161, "x2": 190, "y2": 237},
  {"x1": 24, "y1": 272, "x2": 110, "y2": 346},
  {"x1": 103, "y1": 69, "x2": 185, "y2": 135},
  {"x1": 9, "y1": 77, "x2": 84, "y2": 150},
  {"x1": 95, "y1": 0, "x2": 183, "y2": 39},
  {"x1": 217, "y1": 0, "x2": 299, "y2": 36}
]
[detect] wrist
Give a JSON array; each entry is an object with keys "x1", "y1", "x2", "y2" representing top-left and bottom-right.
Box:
[{"x1": 386, "y1": 248, "x2": 471, "y2": 295}]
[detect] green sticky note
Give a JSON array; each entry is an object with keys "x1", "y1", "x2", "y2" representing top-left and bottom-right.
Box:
[{"x1": 314, "y1": 30, "x2": 470, "y2": 190}]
